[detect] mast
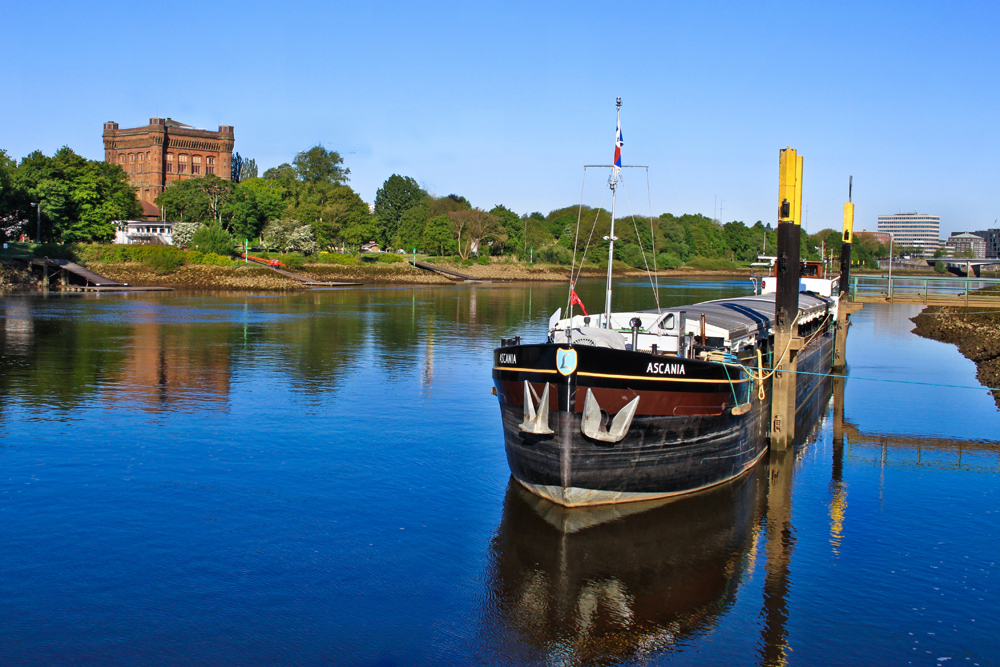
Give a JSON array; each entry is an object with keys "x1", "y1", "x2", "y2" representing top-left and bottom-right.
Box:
[{"x1": 604, "y1": 97, "x2": 622, "y2": 328}]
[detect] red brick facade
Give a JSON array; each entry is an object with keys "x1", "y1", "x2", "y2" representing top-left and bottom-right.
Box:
[{"x1": 103, "y1": 118, "x2": 235, "y2": 219}]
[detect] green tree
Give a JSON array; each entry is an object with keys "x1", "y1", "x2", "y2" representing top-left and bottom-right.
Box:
[
  {"x1": 156, "y1": 179, "x2": 212, "y2": 222},
  {"x1": 422, "y1": 214, "x2": 456, "y2": 256},
  {"x1": 7, "y1": 146, "x2": 141, "y2": 242},
  {"x1": 395, "y1": 202, "x2": 430, "y2": 251},
  {"x1": 489, "y1": 205, "x2": 520, "y2": 256},
  {"x1": 293, "y1": 145, "x2": 349, "y2": 185},
  {"x1": 222, "y1": 177, "x2": 287, "y2": 241},
  {"x1": 191, "y1": 222, "x2": 235, "y2": 255},
  {"x1": 373, "y1": 174, "x2": 427, "y2": 249},
  {"x1": 263, "y1": 163, "x2": 297, "y2": 185}
]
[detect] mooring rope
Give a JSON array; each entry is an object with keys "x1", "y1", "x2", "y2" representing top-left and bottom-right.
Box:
[{"x1": 770, "y1": 367, "x2": 1000, "y2": 393}]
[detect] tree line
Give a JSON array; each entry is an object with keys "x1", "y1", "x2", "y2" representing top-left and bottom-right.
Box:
[{"x1": 0, "y1": 143, "x2": 890, "y2": 267}]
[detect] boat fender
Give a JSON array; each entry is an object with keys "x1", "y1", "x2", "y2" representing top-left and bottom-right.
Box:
[
  {"x1": 518, "y1": 381, "x2": 554, "y2": 435},
  {"x1": 581, "y1": 388, "x2": 639, "y2": 443}
]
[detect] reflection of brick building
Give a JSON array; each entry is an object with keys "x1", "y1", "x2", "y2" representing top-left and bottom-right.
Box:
[{"x1": 103, "y1": 118, "x2": 234, "y2": 219}]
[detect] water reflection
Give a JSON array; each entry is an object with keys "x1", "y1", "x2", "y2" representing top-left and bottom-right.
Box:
[{"x1": 482, "y1": 468, "x2": 768, "y2": 665}]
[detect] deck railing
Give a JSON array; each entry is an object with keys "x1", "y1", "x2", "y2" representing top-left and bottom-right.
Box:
[{"x1": 849, "y1": 275, "x2": 1000, "y2": 306}]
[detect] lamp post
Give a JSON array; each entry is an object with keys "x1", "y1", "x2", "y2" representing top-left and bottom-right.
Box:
[{"x1": 30, "y1": 202, "x2": 40, "y2": 243}]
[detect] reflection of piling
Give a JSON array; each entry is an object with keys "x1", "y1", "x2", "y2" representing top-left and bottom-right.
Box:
[
  {"x1": 770, "y1": 148, "x2": 803, "y2": 450},
  {"x1": 761, "y1": 447, "x2": 795, "y2": 665},
  {"x1": 833, "y1": 185, "x2": 862, "y2": 368}
]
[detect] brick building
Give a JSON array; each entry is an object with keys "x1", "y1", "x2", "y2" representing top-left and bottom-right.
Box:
[
  {"x1": 103, "y1": 118, "x2": 234, "y2": 219},
  {"x1": 945, "y1": 232, "x2": 986, "y2": 258}
]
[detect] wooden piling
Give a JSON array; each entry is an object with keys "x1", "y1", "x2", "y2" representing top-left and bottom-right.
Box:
[{"x1": 770, "y1": 148, "x2": 803, "y2": 450}]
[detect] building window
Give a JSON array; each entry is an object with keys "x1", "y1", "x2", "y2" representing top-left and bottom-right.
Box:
[
  {"x1": 129, "y1": 153, "x2": 135, "y2": 162},
  {"x1": 178, "y1": 164, "x2": 186, "y2": 174},
  {"x1": 192, "y1": 165, "x2": 200, "y2": 174},
  {"x1": 179, "y1": 154, "x2": 188, "y2": 163},
  {"x1": 166, "y1": 163, "x2": 173, "y2": 173},
  {"x1": 138, "y1": 153, "x2": 144, "y2": 162},
  {"x1": 119, "y1": 154, "x2": 126, "y2": 164},
  {"x1": 207, "y1": 156, "x2": 215, "y2": 165},
  {"x1": 206, "y1": 166, "x2": 214, "y2": 175}
]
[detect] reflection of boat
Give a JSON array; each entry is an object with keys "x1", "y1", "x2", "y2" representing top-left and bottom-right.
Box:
[
  {"x1": 481, "y1": 464, "x2": 767, "y2": 665},
  {"x1": 491, "y1": 101, "x2": 839, "y2": 506}
]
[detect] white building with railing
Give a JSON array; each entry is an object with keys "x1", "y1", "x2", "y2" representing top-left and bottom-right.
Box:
[{"x1": 114, "y1": 220, "x2": 175, "y2": 245}]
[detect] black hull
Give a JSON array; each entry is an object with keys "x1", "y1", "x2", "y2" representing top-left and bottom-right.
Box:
[{"x1": 493, "y1": 330, "x2": 834, "y2": 506}]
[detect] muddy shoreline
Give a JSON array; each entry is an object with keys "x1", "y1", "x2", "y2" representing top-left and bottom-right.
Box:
[
  {"x1": 1, "y1": 259, "x2": 750, "y2": 291},
  {"x1": 911, "y1": 306, "x2": 1000, "y2": 409}
]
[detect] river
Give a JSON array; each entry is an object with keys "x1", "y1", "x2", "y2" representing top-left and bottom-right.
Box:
[{"x1": 1, "y1": 279, "x2": 997, "y2": 665}]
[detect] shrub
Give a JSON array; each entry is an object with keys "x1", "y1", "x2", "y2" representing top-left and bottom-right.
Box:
[
  {"x1": 145, "y1": 246, "x2": 185, "y2": 273},
  {"x1": 191, "y1": 223, "x2": 236, "y2": 256},
  {"x1": 536, "y1": 245, "x2": 573, "y2": 265},
  {"x1": 32, "y1": 243, "x2": 77, "y2": 260},
  {"x1": 477, "y1": 254, "x2": 490, "y2": 265},
  {"x1": 934, "y1": 261, "x2": 947, "y2": 274},
  {"x1": 655, "y1": 252, "x2": 684, "y2": 270},
  {"x1": 377, "y1": 253, "x2": 405, "y2": 263},
  {"x1": 618, "y1": 243, "x2": 646, "y2": 268},
  {"x1": 324, "y1": 253, "x2": 357, "y2": 265},
  {"x1": 461, "y1": 258, "x2": 474, "y2": 267},
  {"x1": 172, "y1": 223, "x2": 201, "y2": 248},
  {"x1": 187, "y1": 251, "x2": 233, "y2": 267}
]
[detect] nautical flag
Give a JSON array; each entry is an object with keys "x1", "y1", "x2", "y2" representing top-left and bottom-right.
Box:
[
  {"x1": 570, "y1": 284, "x2": 588, "y2": 316},
  {"x1": 614, "y1": 116, "x2": 623, "y2": 171}
]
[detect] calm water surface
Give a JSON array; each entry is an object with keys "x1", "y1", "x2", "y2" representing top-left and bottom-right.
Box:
[{"x1": 1, "y1": 279, "x2": 998, "y2": 666}]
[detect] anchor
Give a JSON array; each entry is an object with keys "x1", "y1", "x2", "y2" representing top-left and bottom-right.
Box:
[
  {"x1": 581, "y1": 388, "x2": 639, "y2": 443},
  {"x1": 518, "y1": 381, "x2": 553, "y2": 434}
]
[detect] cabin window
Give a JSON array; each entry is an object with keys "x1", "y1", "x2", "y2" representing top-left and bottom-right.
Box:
[{"x1": 658, "y1": 313, "x2": 676, "y2": 330}]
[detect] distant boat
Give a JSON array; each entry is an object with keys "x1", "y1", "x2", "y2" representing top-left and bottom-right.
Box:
[{"x1": 491, "y1": 100, "x2": 840, "y2": 507}]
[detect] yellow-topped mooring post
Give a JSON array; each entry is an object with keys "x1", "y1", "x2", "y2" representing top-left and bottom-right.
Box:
[
  {"x1": 770, "y1": 148, "x2": 803, "y2": 450},
  {"x1": 833, "y1": 178, "x2": 863, "y2": 369}
]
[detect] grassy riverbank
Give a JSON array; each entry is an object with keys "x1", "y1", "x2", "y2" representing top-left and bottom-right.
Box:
[
  {"x1": 0, "y1": 243, "x2": 752, "y2": 290},
  {"x1": 911, "y1": 306, "x2": 1000, "y2": 409}
]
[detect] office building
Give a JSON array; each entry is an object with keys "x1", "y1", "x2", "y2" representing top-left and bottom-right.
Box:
[{"x1": 876, "y1": 213, "x2": 941, "y2": 256}]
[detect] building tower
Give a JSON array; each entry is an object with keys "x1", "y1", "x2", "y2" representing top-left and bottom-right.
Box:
[{"x1": 103, "y1": 118, "x2": 235, "y2": 219}]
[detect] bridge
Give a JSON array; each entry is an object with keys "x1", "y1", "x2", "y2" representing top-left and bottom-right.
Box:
[{"x1": 923, "y1": 257, "x2": 1000, "y2": 278}]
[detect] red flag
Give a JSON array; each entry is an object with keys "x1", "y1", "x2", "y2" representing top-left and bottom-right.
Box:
[{"x1": 570, "y1": 286, "x2": 588, "y2": 316}]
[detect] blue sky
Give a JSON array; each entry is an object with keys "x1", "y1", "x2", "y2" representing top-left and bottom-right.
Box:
[{"x1": 3, "y1": 0, "x2": 998, "y2": 236}]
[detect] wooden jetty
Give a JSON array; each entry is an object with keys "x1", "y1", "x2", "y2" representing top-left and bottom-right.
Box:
[
  {"x1": 407, "y1": 260, "x2": 489, "y2": 282},
  {"x1": 237, "y1": 254, "x2": 361, "y2": 287},
  {"x1": 24, "y1": 258, "x2": 173, "y2": 292}
]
